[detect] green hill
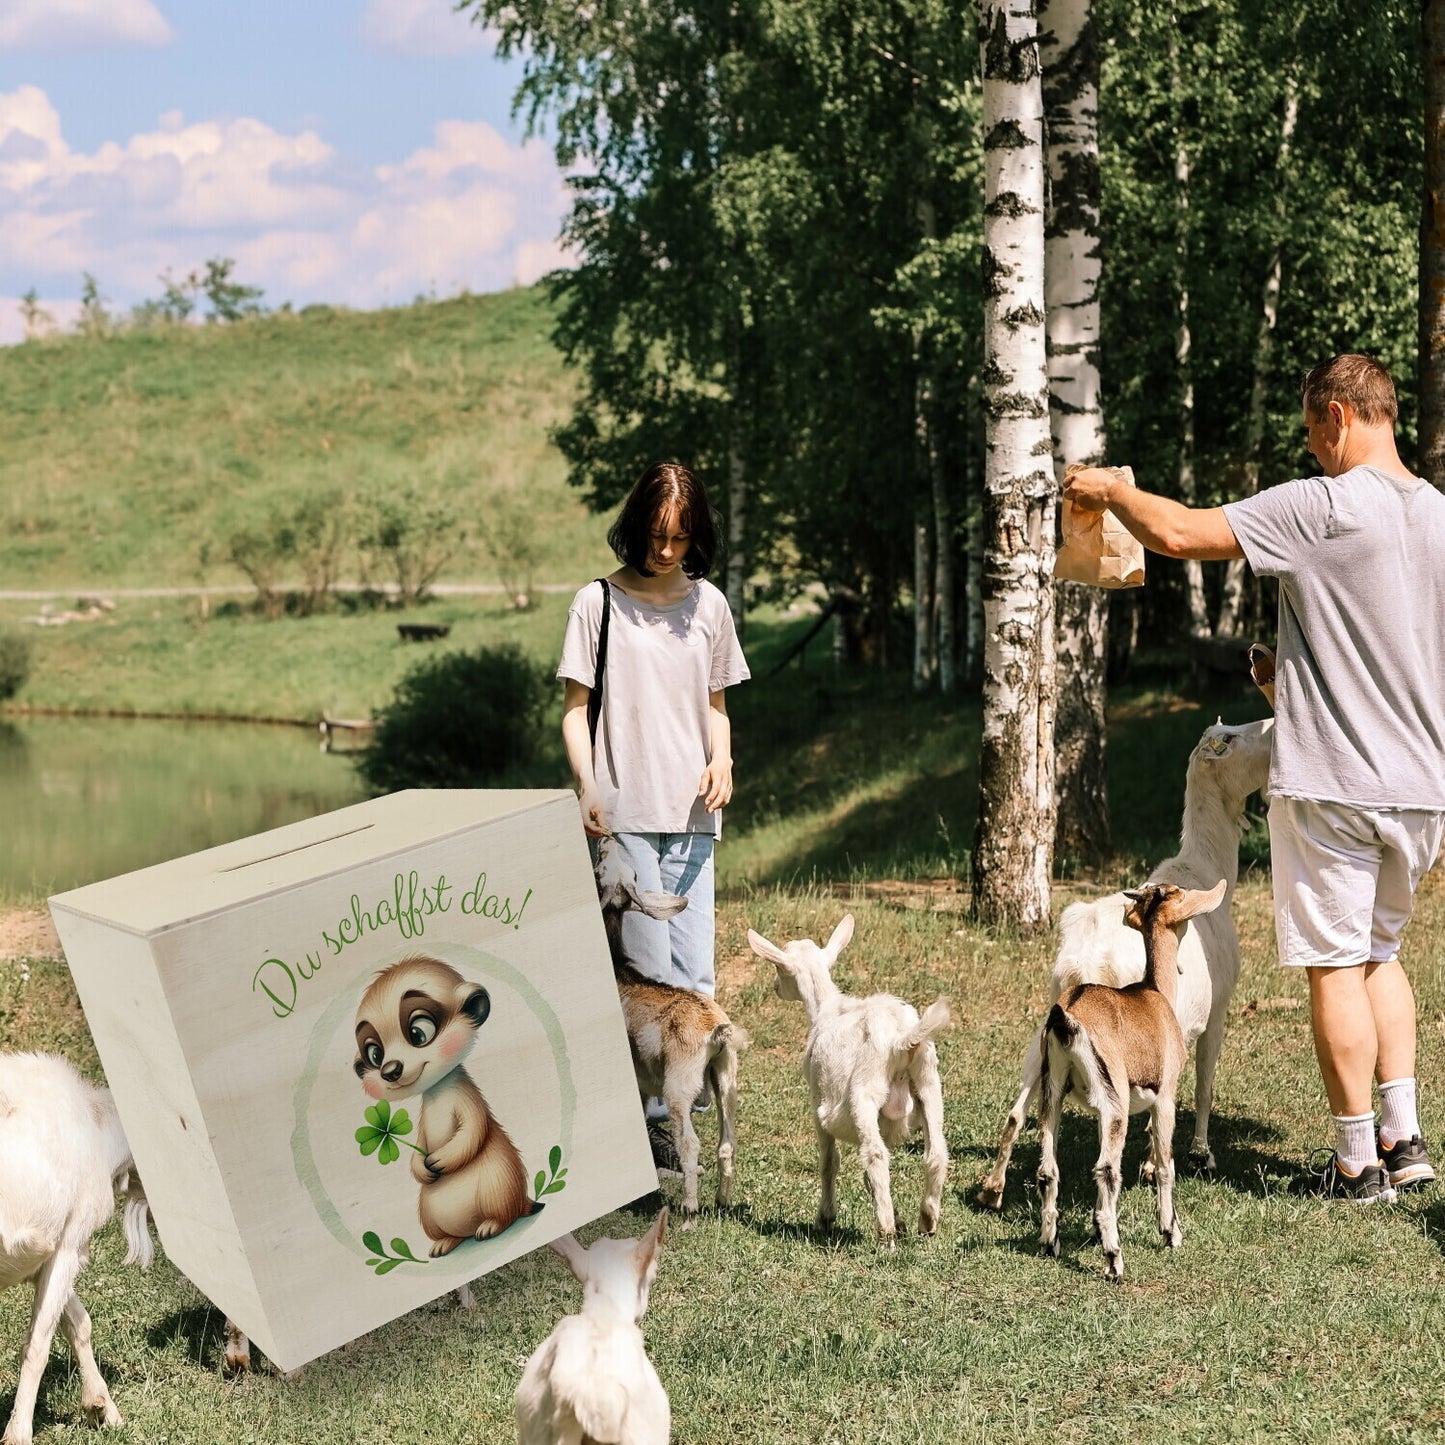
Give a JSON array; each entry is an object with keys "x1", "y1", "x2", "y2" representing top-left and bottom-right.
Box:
[{"x1": 0, "y1": 286, "x2": 612, "y2": 590}]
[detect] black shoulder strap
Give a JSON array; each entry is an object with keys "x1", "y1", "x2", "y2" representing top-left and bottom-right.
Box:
[{"x1": 586, "y1": 578, "x2": 611, "y2": 748}]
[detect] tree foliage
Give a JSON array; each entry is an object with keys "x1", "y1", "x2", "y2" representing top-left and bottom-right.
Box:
[
  {"x1": 357, "y1": 645, "x2": 551, "y2": 794},
  {"x1": 465, "y1": 0, "x2": 1421, "y2": 665}
]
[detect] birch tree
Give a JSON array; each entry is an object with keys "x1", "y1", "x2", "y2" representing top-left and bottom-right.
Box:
[
  {"x1": 972, "y1": 0, "x2": 1056, "y2": 928},
  {"x1": 1422, "y1": 0, "x2": 1445, "y2": 489},
  {"x1": 1041, "y1": 0, "x2": 1109, "y2": 864}
]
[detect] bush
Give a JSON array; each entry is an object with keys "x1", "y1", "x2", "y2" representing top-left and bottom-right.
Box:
[
  {"x1": 0, "y1": 630, "x2": 32, "y2": 701},
  {"x1": 357, "y1": 645, "x2": 550, "y2": 793}
]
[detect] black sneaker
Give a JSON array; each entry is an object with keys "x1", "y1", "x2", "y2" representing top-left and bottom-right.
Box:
[
  {"x1": 647, "y1": 1120, "x2": 682, "y2": 1178},
  {"x1": 1290, "y1": 1150, "x2": 1396, "y2": 1204},
  {"x1": 1380, "y1": 1135, "x2": 1436, "y2": 1190}
]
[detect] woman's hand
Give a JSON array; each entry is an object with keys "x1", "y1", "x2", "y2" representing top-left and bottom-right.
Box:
[
  {"x1": 698, "y1": 758, "x2": 733, "y2": 813},
  {"x1": 578, "y1": 788, "x2": 610, "y2": 838}
]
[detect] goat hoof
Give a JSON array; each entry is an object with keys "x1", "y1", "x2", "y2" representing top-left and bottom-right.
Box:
[
  {"x1": 977, "y1": 1183, "x2": 1004, "y2": 1212},
  {"x1": 1104, "y1": 1255, "x2": 1124, "y2": 1283},
  {"x1": 1187, "y1": 1148, "x2": 1216, "y2": 1176},
  {"x1": 877, "y1": 1233, "x2": 898, "y2": 1253},
  {"x1": 1039, "y1": 1237, "x2": 1060, "y2": 1260},
  {"x1": 1163, "y1": 1218, "x2": 1183, "y2": 1249},
  {"x1": 1138, "y1": 1161, "x2": 1157, "y2": 1187},
  {"x1": 83, "y1": 1395, "x2": 121, "y2": 1428}
]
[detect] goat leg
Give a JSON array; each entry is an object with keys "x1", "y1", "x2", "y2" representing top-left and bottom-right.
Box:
[
  {"x1": 1036, "y1": 1067, "x2": 1064, "y2": 1260},
  {"x1": 711, "y1": 1055, "x2": 739, "y2": 1211},
  {"x1": 913, "y1": 1057, "x2": 949, "y2": 1237},
  {"x1": 979, "y1": 1030, "x2": 1041, "y2": 1211},
  {"x1": 857, "y1": 1123, "x2": 898, "y2": 1249},
  {"x1": 1187, "y1": 1009, "x2": 1226, "y2": 1174},
  {"x1": 814, "y1": 1123, "x2": 839, "y2": 1232},
  {"x1": 60, "y1": 1293, "x2": 121, "y2": 1428},
  {"x1": 668, "y1": 1096, "x2": 703, "y2": 1218},
  {"x1": 1095, "y1": 1113, "x2": 1127, "y2": 1283},
  {"x1": 4, "y1": 1253, "x2": 81, "y2": 1445},
  {"x1": 1153, "y1": 1094, "x2": 1184, "y2": 1250}
]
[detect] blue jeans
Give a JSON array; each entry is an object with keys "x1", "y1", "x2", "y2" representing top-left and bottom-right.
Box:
[{"x1": 610, "y1": 831, "x2": 716, "y2": 998}]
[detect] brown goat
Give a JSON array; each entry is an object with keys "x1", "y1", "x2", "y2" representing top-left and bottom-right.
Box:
[
  {"x1": 1036, "y1": 879, "x2": 1226, "y2": 1281},
  {"x1": 593, "y1": 835, "x2": 747, "y2": 1215}
]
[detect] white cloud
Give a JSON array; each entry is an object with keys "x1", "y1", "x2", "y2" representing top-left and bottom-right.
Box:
[
  {"x1": 0, "y1": 0, "x2": 173, "y2": 52},
  {"x1": 359, "y1": 0, "x2": 493, "y2": 58},
  {"x1": 0, "y1": 87, "x2": 572, "y2": 328}
]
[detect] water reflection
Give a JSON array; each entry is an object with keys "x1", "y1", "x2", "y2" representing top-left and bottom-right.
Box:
[{"x1": 1, "y1": 716, "x2": 367, "y2": 900}]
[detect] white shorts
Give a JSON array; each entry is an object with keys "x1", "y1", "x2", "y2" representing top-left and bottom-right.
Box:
[{"x1": 1268, "y1": 797, "x2": 1445, "y2": 969}]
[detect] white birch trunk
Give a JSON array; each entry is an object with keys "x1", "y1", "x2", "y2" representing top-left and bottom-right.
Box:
[
  {"x1": 972, "y1": 0, "x2": 1056, "y2": 928},
  {"x1": 1041, "y1": 0, "x2": 1109, "y2": 864},
  {"x1": 1172, "y1": 30, "x2": 1209, "y2": 639},
  {"x1": 1216, "y1": 76, "x2": 1298, "y2": 638}
]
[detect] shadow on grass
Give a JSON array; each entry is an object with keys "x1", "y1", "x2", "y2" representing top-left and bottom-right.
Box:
[
  {"x1": 957, "y1": 1107, "x2": 1293, "y2": 1226},
  {"x1": 148, "y1": 1303, "x2": 232, "y2": 1371}
]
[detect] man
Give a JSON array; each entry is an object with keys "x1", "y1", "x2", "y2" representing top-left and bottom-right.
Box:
[{"x1": 1066, "y1": 354, "x2": 1445, "y2": 1203}]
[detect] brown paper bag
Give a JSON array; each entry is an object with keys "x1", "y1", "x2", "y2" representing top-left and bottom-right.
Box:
[{"x1": 1055, "y1": 464, "x2": 1146, "y2": 589}]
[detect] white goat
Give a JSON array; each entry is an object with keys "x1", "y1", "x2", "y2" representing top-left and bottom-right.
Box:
[
  {"x1": 747, "y1": 914, "x2": 951, "y2": 1247},
  {"x1": 593, "y1": 835, "x2": 747, "y2": 1215},
  {"x1": 515, "y1": 1209, "x2": 669, "y2": 1445},
  {"x1": 979, "y1": 716, "x2": 1272, "y2": 1209},
  {"x1": 0, "y1": 1052, "x2": 153, "y2": 1445},
  {"x1": 1037, "y1": 880, "x2": 1227, "y2": 1281}
]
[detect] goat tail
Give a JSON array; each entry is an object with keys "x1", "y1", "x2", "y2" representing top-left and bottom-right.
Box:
[
  {"x1": 713, "y1": 1019, "x2": 750, "y2": 1052},
  {"x1": 120, "y1": 1169, "x2": 155, "y2": 1269},
  {"x1": 1044, "y1": 1003, "x2": 1078, "y2": 1046},
  {"x1": 899, "y1": 997, "x2": 952, "y2": 1056}
]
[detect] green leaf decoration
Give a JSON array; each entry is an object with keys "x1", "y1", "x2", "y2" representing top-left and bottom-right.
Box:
[
  {"x1": 379, "y1": 1137, "x2": 399, "y2": 1165},
  {"x1": 390, "y1": 1108, "x2": 413, "y2": 1137},
  {"x1": 366, "y1": 1100, "x2": 391, "y2": 1129},
  {"x1": 360, "y1": 1230, "x2": 428, "y2": 1274},
  {"x1": 534, "y1": 1143, "x2": 568, "y2": 1198}
]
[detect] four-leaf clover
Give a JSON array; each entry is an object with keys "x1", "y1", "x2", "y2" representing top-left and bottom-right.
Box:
[{"x1": 355, "y1": 1099, "x2": 424, "y2": 1165}]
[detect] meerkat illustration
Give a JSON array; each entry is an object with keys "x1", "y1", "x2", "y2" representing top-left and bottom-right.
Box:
[{"x1": 354, "y1": 955, "x2": 540, "y2": 1256}]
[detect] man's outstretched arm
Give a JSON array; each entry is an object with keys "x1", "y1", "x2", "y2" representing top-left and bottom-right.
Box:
[{"x1": 1064, "y1": 466, "x2": 1245, "y2": 562}]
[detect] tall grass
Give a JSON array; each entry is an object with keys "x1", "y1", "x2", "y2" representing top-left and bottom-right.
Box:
[{"x1": 0, "y1": 289, "x2": 612, "y2": 591}]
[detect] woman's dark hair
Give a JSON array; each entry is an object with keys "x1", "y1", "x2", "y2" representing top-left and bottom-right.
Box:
[{"x1": 607, "y1": 462, "x2": 720, "y2": 579}]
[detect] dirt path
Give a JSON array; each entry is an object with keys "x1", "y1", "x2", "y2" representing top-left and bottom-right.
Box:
[{"x1": 0, "y1": 908, "x2": 61, "y2": 961}]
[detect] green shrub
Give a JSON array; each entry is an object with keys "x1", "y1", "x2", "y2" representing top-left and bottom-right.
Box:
[
  {"x1": 0, "y1": 630, "x2": 32, "y2": 701},
  {"x1": 357, "y1": 644, "x2": 550, "y2": 793}
]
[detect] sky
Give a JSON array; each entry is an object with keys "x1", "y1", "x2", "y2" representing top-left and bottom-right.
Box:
[{"x1": 0, "y1": 0, "x2": 570, "y2": 343}]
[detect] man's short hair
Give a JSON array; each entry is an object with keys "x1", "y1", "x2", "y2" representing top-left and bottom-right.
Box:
[{"x1": 1300, "y1": 353, "x2": 1397, "y2": 426}]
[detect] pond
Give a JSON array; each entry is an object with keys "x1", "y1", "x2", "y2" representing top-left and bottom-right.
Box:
[{"x1": 0, "y1": 715, "x2": 368, "y2": 902}]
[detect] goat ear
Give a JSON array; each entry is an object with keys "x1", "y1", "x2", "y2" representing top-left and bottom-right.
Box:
[
  {"x1": 635, "y1": 1207, "x2": 667, "y2": 1277},
  {"x1": 747, "y1": 928, "x2": 789, "y2": 966},
  {"x1": 548, "y1": 1233, "x2": 589, "y2": 1283},
  {"x1": 633, "y1": 887, "x2": 688, "y2": 922},
  {"x1": 1195, "y1": 878, "x2": 1229, "y2": 915},
  {"x1": 824, "y1": 913, "x2": 854, "y2": 962}
]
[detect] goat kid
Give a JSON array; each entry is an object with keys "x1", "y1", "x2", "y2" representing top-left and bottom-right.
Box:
[
  {"x1": 593, "y1": 834, "x2": 747, "y2": 1216},
  {"x1": 0, "y1": 1052, "x2": 154, "y2": 1445},
  {"x1": 980, "y1": 717, "x2": 1272, "y2": 1210},
  {"x1": 1037, "y1": 880, "x2": 1227, "y2": 1282},
  {"x1": 515, "y1": 1209, "x2": 669, "y2": 1445},
  {"x1": 747, "y1": 915, "x2": 950, "y2": 1247}
]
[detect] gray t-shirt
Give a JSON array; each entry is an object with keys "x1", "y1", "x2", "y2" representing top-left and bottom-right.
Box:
[
  {"x1": 1223, "y1": 465, "x2": 1445, "y2": 809},
  {"x1": 557, "y1": 578, "x2": 750, "y2": 836}
]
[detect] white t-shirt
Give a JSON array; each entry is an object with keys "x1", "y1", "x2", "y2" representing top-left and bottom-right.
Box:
[
  {"x1": 557, "y1": 578, "x2": 750, "y2": 836},
  {"x1": 1223, "y1": 465, "x2": 1445, "y2": 809}
]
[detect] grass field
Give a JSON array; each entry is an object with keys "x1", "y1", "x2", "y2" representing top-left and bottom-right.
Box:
[
  {"x1": 0, "y1": 287, "x2": 609, "y2": 592},
  {"x1": 5, "y1": 864, "x2": 1445, "y2": 1444}
]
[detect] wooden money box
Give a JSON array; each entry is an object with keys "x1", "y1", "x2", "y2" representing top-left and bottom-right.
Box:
[{"x1": 49, "y1": 789, "x2": 656, "y2": 1372}]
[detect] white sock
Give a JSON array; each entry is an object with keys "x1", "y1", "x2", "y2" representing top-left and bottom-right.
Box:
[
  {"x1": 644, "y1": 1095, "x2": 669, "y2": 1123},
  {"x1": 1378, "y1": 1077, "x2": 1420, "y2": 1148},
  {"x1": 1333, "y1": 1112, "x2": 1377, "y2": 1174}
]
